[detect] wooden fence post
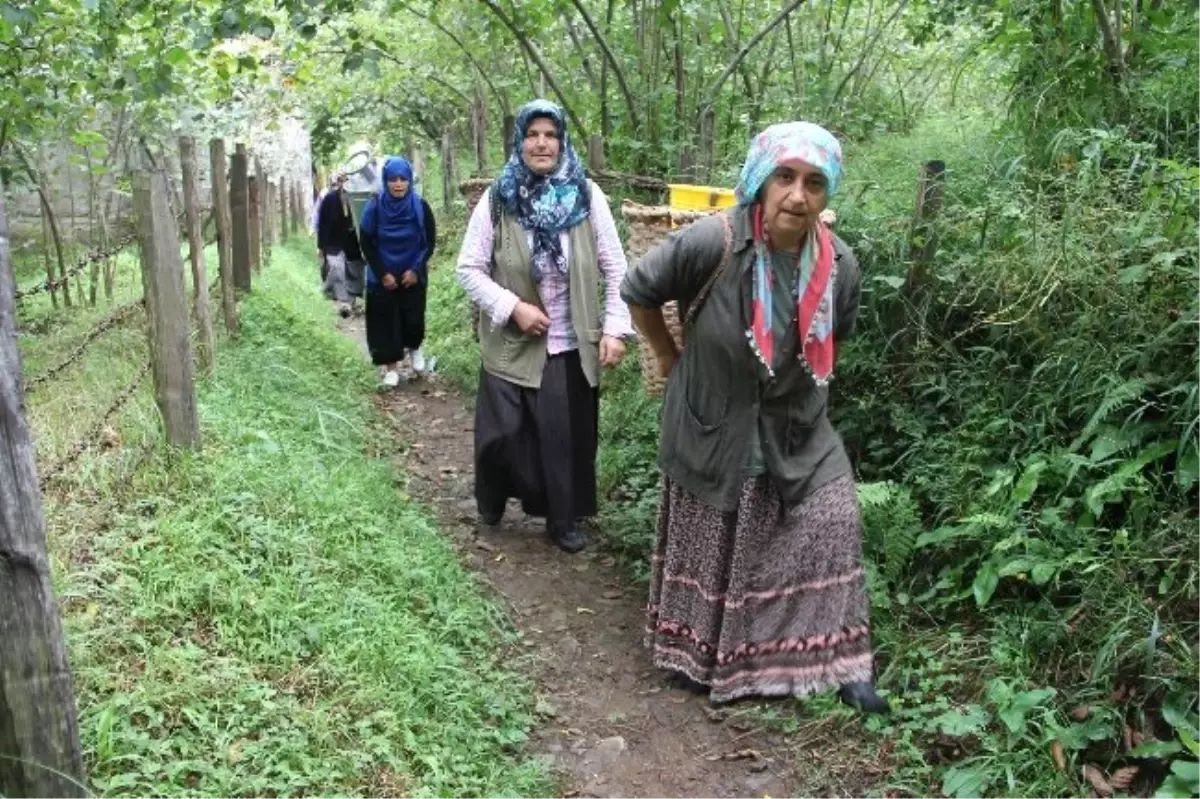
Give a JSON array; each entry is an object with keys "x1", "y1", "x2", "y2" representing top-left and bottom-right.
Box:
[
  {"x1": 255, "y1": 159, "x2": 269, "y2": 266},
  {"x1": 289, "y1": 182, "x2": 300, "y2": 237},
  {"x1": 209, "y1": 139, "x2": 238, "y2": 335},
  {"x1": 230, "y1": 144, "x2": 252, "y2": 292},
  {"x1": 906, "y1": 159, "x2": 946, "y2": 298},
  {"x1": 132, "y1": 160, "x2": 200, "y2": 448},
  {"x1": 279, "y1": 177, "x2": 289, "y2": 242},
  {"x1": 0, "y1": 185, "x2": 87, "y2": 799},
  {"x1": 179, "y1": 136, "x2": 215, "y2": 377},
  {"x1": 248, "y1": 175, "x2": 262, "y2": 274},
  {"x1": 587, "y1": 134, "x2": 606, "y2": 173}
]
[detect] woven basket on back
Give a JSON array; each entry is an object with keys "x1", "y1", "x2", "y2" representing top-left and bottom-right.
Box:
[
  {"x1": 459, "y1": 178, "x2": 493, "y2": 339},
  {"x1": 619, "y1": 199, "x2": 723, "y2": 397}
]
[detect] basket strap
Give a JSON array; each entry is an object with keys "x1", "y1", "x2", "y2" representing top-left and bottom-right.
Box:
[{"x1": 682, "y1": 211, "x2": 733, "y2": 330}]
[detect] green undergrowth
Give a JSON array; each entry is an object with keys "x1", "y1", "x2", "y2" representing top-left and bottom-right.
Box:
[{"x1": 52, "y1": 241, "x2": 551, "y2": 798}]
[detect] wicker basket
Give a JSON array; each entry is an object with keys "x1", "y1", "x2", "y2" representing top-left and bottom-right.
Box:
[
  {"x1": 620, "y1": 199, "x2": 723, "y2": 397},
  {"x1": 459, "y1": 179, "x2": 493, "y2": 339}
]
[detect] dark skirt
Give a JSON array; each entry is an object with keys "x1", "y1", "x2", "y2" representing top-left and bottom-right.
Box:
[
  {"x1": 474, "y1": 350, "x2": 598, "y2": 533},
  {"x1": 365, "y1": 283, "x2": 426, "y2": 365},
  {"x1": 645, "y1": 473, "x2": 874, "y2": 703}
]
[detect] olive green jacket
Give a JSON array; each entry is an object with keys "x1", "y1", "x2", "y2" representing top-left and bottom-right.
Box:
[
  {"x1": 619, "y1": 205, "x2": 862, "y2": 511},
  {"x1": 477, "y1": 212, "x2": 603, "y2": 389}
]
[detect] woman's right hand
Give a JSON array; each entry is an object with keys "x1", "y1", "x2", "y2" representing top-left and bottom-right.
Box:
[
  {"x1": 381, "y1": 272, "x2": 398, "y2": 290},
  {"x1": 512, "y1": 301, "x2": 551, "y2": 336}
]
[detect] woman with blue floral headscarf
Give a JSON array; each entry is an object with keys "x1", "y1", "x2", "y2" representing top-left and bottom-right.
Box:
[
  {"x1": 360, "y1": 157, "x2": 437, "y2": 387},
  {"x1": 620, "y1": 122, "x2": 886, "y2": 712},
  {"x1": 456, "y1": 99, "x2": 635, "y2": 554}
]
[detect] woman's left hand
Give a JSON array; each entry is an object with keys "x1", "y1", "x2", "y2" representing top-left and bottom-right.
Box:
[
  {"x1": 599, "y1": 336, "x2": 626, "y2": 367},
  {"x1": 400, "y1": 270, "x2": 418, "y2": 288}
]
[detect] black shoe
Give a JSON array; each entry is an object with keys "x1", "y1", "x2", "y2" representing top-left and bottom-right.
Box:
[
  {"x1": 550, "y1": 527, "x2": 587, "y2": 554},
  {"x1": 667, "y1": 671, "x2": 709, "y2": 695},
  {"x1": 480, "y1": 508, "x2": 504, "y2": 526},
  {"x1": 838, "y1": 681, "x2": 891, "y2": 715}
]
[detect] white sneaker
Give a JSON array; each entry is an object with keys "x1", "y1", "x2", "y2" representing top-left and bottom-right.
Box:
[
  {"x1": 382, "y1": 370, "x2": 400, "y2": 388},
  {"x1": 411, "y1": 348, "x2": 427, "y2": 375}
]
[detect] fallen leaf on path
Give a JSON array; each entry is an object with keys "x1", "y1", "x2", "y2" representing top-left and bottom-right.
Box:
[
  {"x1": 703, "y1": 707, "x2": 727, "y2": 723},
  {"x1": 474, "y1": 539, "x2": 497, "y2": 553},
  {"x1": 576, "y1": 607, "x2": 595, "y2": 615},
  {"x1": 1050, "y1": 741, "x2": 1066, "y2": 771},
  {"x1": 494, "y1": 553, "x2": 506, "y2": 562}
]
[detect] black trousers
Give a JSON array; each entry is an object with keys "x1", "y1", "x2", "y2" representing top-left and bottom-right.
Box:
[
  {"x1": 474, "y1": 350, "x2": 599, "y2": 533},
  {"x1": 365, "y1": 282, "x2": 426, "y2": 365}
]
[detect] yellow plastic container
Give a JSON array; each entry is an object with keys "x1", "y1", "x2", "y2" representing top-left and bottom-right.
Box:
[{"x1": 667, "y1": 184, "x2": 737, "y2": 212}]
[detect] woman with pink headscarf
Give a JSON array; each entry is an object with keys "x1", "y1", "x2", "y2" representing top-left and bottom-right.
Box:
[{"x1": 620, "y1": 122, "x2": 886, "y2": 712}]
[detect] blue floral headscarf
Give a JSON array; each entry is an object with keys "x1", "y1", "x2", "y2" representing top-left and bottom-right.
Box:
[{"x1": 493, "y1": 99, "x2": 591, "y2": 283}]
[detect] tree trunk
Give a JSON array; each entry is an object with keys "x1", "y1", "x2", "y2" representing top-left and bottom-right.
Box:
[
  {"x1": 441, "y1": 131, "x2": 455, "y2": 215},
  {"x1": 0, "y1": 183, "x2": 87, "y2": 798}
]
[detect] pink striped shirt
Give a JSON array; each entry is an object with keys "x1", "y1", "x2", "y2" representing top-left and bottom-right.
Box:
[{"x1": 456, "y1": 182, "x2": 635, "y2": 354}]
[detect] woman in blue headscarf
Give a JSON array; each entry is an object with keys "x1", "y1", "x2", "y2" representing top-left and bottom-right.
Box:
[
  {"x1": 620, "y1": 122, "x2": 886, "y2": 713},
  {"x1": 455, "y1": 99, "x2": 636, "y2": 554},
  {"x1": 359, "y1": 157, "x2": 438, "y2": 387}
]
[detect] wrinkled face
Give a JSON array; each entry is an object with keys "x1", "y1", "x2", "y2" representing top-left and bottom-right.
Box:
[
  {"x1": 387, "y1": 174, "x2": 410, "y2": 198},
  {"x1": 760, "y1": 161, "x2": 829, "y2": 245},
  {"x1": 522, "y1": 116, "x2": 562, "y2": 175}
]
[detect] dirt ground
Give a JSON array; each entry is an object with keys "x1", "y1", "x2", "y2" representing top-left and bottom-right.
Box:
[{"x1": 340, "y1": 316, "x2": 878, "y2": 798}]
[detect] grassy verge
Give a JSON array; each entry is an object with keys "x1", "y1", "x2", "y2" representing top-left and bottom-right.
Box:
[{"x1": 43, "y1": 241, "x2": 551, "y2": 797}]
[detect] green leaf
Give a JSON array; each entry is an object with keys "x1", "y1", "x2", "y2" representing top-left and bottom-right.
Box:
[
  {"x1": 1011, "y1": 460, "x2": 1045, "y2": 505},
  {"x1": 1129, "y1": 739, "x2": 1185, "y2": 758},
  {"x1": 1162, "y1": 693, "x2": 1200, "y2": 739},
  {"x1": 942, "y1": 764, "x2": 990, "y2": 798},
  {"x1": 874, "y1": 275, "x2": 906, "y2": 289},
  {"x1": 1169, "y1": 759, "x2": 1200, "y2": 782},
  {"x1": 935, "y1": 705, "x2": 990, "y2": 737},
  {"x1": 973, "y1": 562, "x2": 999, "y2": 607},
  {"x1": 1176, "y1": 450, "x2": 1199, "y2": 491},
  {"x1": 1155, "y1": 773, "x2": 1200, "y2": 799},
  {"x1": 998, "y1": 688, "x2": 1056, "y2": 734}
]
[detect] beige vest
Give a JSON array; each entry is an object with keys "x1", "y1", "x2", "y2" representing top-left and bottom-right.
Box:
[{"x1": 477, "y1": 210, "x2": 602, "y2": 389}]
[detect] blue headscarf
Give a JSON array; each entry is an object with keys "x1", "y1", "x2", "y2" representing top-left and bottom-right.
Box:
[
  {"x1": 493, "y1": 99, "x2": 591, "y2": 283},
  {"x1": 360, "y1": 157, "x2": 428, "y2": 285}
]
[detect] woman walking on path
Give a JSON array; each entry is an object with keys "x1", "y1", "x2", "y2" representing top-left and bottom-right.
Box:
[
  {"x1": 456, "y1": 99, "x2": 635, "y2": 554},
  {"x1": 620, "y1": 121, "x2": 888, "y2": 712},
  {"x1": 359, "y1": 157, "x2": 437, "y2": 387},
  {"x1": 316, "y1": 171, "x2": 365, "y2": 318}
]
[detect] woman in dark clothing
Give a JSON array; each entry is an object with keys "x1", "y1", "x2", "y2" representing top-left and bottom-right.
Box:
[
  {"x1": 455, "y1": 99, "x2": 635, "y2": 553},
  {"x1": 316, "y1": 172, "x2": 365, "y2": 317},
  {"x1": 359, "y1": 157, "x2": 437, "y2": 386},
  {"x1": 621, "y1": 121, "x2": 887, "y2": 713}
]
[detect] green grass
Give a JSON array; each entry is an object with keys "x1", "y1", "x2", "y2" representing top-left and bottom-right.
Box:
[{"x1": 40, "y1": 240, "x2": 552, "y2": 798}]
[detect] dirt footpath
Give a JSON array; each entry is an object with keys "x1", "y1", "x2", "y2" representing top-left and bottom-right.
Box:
[{"x1": 342, "y1": 317, "x2": 874, "y2": 798}]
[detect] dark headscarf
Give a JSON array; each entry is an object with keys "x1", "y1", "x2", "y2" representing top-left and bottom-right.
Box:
[
  {"x1": 493, "y1": 99, "x2": 590, "y2": 283},
  {"x1": 359, "y1": 157, "x2": 428, "y2": 281}
]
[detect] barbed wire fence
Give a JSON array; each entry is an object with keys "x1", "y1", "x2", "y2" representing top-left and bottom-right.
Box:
[{"x1": 10, "y1": 133, "x2": 298, "y2": 493}]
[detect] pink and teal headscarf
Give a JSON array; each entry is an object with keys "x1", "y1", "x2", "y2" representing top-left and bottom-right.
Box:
[{"x1": 734, "y1": 122, "x2": 844, "y2": 384}]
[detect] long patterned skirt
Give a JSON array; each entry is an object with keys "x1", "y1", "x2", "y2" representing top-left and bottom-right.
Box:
[{"x1": 645, "y1": 473, "x2": 874, "y2": 704}]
